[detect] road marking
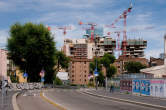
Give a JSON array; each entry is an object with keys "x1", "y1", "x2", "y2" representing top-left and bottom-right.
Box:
[{"x1": 40, "y1": 92, "x2": 67, "y2": 110}]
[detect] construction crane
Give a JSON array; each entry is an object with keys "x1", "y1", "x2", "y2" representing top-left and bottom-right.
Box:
[
  {"x1": 79, "y1": 21, "x2": 97, "y2": 42},
  {"x1": 46, "y1": 25, "x2": 72, "y2": 35},
  {"x1": 57, "y1": 26, "x2": 72, "y2": 35},
  {"x1": 106, "y1": 3, "x2": 133, "y2": 56}
]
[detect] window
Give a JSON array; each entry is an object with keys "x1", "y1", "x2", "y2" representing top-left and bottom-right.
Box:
[
  {"x1": 85, "y1": 79, "x2": 86, "y2": 82},
  {"x1": 84, "y1": 75, "x2": 86, "y2": 77},
  {"x1": 84, "y1": 62, "x2": 86, "y2": 64},
  {"x1": 72, "y1": 75, "x2": 74, "y2": 77},
  {"x1": 72, "y1": 79, "x2": 74, "y2": 82}
]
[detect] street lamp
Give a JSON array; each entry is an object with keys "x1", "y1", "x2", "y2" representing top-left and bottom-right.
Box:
[{"x1": 94, "y1": 37, "x2": 99, "y2": 90}]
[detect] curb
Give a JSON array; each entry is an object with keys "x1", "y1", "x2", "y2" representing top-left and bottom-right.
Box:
[
  {"x1": 12, "y1": 92, "x2": 20, "y2": 110},
  {"x1": 82, "y1": 91, "x2": 166, "y2": 110},
  {"x1": 40, "y1": 92, "x2": 67, "y2": 110}
]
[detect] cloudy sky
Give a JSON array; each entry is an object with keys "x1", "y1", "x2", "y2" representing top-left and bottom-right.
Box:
[{"x1": 0, "y1": 0, "x2": 166, "y2": 59}]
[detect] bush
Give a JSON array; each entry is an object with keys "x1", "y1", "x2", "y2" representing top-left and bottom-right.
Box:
[
  {"x1": 10, "y1": 74, "x2": 19, "y2": 83},
  {"x1": 54, "y1": 77, "x2": 63, "y2": 85}
]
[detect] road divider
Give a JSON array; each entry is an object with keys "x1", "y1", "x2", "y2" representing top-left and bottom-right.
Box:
[
  {"x1": 81, "y1": 90, "x2": 166, "y2": 110},
  {"x1": 40, "y1": 92, "x2": 67, "y2": 110}
]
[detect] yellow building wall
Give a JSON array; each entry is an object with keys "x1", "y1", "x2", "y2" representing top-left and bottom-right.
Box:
[{"x1": 16, "y1": 68, "x2": 27, "y2": 83}]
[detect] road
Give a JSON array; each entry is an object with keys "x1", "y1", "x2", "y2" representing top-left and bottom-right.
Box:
[
  {"x1": 17, "y1": 92, "x2": 59, "y2": 110},
  {"x1": 44, "y1": 89, "x2": 160, "y2": 110},
  {"x1": 0, "y1": 91, "x2": 14, "y2": 110}
]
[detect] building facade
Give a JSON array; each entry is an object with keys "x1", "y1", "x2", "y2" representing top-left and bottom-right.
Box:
[
  {"x1": 0, "y1": 49, "x2": 8, "y2": 80},
  {"x1": 68, "y1": 58, "x2": 91, "y2": 85},
  {"x1": 63, "y1": 36, "x2": 116, "y2": 85},
  {"x1": 121, "y1": 39, "x2": 147, "y2": 57},
  {"x1": 114, "y1": 56, "x2": 149, "y2": 75}
]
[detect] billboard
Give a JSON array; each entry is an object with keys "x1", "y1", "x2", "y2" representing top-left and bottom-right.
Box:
[
  {"x1": 132, "y1": 79, "x2": 140, "y2": 93},
  {"x1": 140, "y1": 80, "x2": 150, "y2": 95},
  {"x1": 132, "y1": 79, "x2": 150, "y2": 95},
  {"x1": 150, "y1": 79, "x2": 166, "y2": 97},
  {"x1": 120, "y1": 79, "x2": 132, "y2": 92}
]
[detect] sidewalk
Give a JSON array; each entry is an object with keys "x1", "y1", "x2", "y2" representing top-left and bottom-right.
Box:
[{"x1": 85, "y1": 88, "x2": 166, "y2": 107}]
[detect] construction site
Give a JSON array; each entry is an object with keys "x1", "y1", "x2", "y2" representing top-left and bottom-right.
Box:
[{"x1": 57, "y1": 3, "x2": 149, "y2": 84}]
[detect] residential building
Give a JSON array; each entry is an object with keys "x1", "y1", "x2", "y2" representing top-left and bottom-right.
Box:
[
  {"x1": 114, "y1": 56, "x2": 148, "y2": 75},
  {"x1": 62, "y1": 35, "x2": 116, "y2": 85},
  {"x1": 149, "y1": 57, "x2": 164, "y2": 67},
  {"x1": 68, "y1": 58, "x2": 92, "y2": 85},
  {"x1": 141, "y1": 35, "x2": 166, "y2": 78}
]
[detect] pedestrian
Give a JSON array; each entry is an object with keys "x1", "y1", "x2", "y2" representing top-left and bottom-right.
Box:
[
  {"x1": 112, "y1": 85, "x2": 114, "y2": 93},
  {"x1": 110, "y1": 85, "x2": 113, "y2": 93}
]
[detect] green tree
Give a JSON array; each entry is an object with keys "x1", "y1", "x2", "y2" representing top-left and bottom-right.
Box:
[
  {"x1": 100, "y1": 53, "x2": 116, "y2": 79},
  {"x1": 10, "y1": 74, "x2": 19, "y2": 83},
  {"x1": 7, "y1": 22, "x2": 56, "y2": 83},
  {"x1": 53, "y1": 76, "x2": 63, "y2": 85},
  {"x1": 89, "y1": 57, "x2": 104, "y2": 86},
  {"x1": 124, "y1": 61, "x2": 147, "y2": 73},
  {"x1": 55, "y1": 51, "x2": 70, "y2": 72},
  {"x1": 107, "y1": 65, "x2": 117, "y2": 78}
]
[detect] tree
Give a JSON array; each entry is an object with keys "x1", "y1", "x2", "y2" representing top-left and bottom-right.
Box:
[
  {"x1": 7, "y1": 22, "x2": 56, "y2": 83},
  {"x1": 89, "y1": 57, "x2": 104, "y2": 86},
  {"x1": 100, "y1": 53, "x2": 116, "y2": 79},
  {"x1": 55, "y1": 51, "x2": 70, "y2": 72},
  {"x1": 107, "y1": 65, "x2": 117, "y2": 78},
  {"x1": 124, "y1": 61, "x2": 147, "y2": 73}
]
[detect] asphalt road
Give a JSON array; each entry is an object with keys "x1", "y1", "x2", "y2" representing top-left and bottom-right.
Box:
[
  {"x1": 45, "y1": 89, "x2": 160, "y2": 110},
  {"x1": 17, "y1": 93, "x2": 59, "y2": 110},
  {"x1": 0, "y1": 91, "x2": 14, "y2": 110}
]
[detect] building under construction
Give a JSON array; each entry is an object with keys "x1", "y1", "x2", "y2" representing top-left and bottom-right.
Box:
[
  {"x1": 62, "y1": 33, "x2": 116, "y2": 85},
  {"x1": 121, "y1": 39, "x2": 147, "y2": 57},
  {"x1": 63, "y1": 36, "x2": 116, "y2": 59}
]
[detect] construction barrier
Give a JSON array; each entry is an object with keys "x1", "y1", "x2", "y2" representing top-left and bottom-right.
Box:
[
  {"x1": 150, "y1": 79, "x2": 166, "y2": 98},
  {"x1": 132, "y1": 79, "x2": 150, "y2": 96},
  {"x1": 120, "y1": 79, "x2": 132, "y2": 93},
  {"x1": 118, "y1": 78, "x2": 166, "y2": 98}
]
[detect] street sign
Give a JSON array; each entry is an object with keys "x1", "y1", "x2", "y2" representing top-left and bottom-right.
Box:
[
  {"x1": 23, "y1": 72, "x2": 28, "y2": 78},
  {"x1": 39, "y1": 69, "x2": 45, "y2": 77},
  {"x1": 94, "y1": 68, "x2": 99, "y2": 76},
  {"x1": 41, "y1": 77, "x2": 45, "y2": 82}
]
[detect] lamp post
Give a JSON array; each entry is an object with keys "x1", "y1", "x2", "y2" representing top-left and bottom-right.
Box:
[{"x1": 94, "y1": 37, "x2": 99, "y2": 90}]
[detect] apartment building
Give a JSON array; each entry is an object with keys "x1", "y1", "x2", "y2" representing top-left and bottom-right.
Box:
[
  {"x1": 114, "y1": 56, "x2": 149, "y2": 75},
  {"x1": 63, "y1": 36, "x2": 116, "y2": 85}
]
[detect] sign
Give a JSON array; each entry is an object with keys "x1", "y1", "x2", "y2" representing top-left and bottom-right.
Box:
[
  {"x1": 94, "y1": 68, "x2": 99, "y2": 76},
  {"x1": 150, "y1": 79, "x2": 166, "y2": 97},
  {"x1": 39, "y1": 69, "x2": 45, "y2": 77},
  {"x1": 132, "y1": 79, "x2": 140, "y2": 93},
  {"x1": 23, "y1": 72, "x2": 28, "y2": 78},
  {"x1": 140, "y1": 80, "x2": 150, "y2": 95},
  {"x1": 41, "y1": 77, "x2": 45, "y2": 82}
]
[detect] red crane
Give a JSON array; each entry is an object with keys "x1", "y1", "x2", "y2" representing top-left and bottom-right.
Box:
[
  {"x1": 79, "y1": 21, "x2": 97, "y2": 42},
  {"x1": 57, "y1": 26, "x2": 72, "y2": 35},
  {"x1": 106, "y1": 3, "x2": 133, "y2": 56},
  {"x1": 46, "y1": 25, "x2": 72, "y2": 35}
]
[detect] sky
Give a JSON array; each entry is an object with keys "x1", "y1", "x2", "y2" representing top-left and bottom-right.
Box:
[{"x1": 0, "y1": 0, "x2": 166, "y2": 59}]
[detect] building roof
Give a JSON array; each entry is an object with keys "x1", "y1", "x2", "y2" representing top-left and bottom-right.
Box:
[{"x1": 141, "y1": 65, "x2": 166, "y2": 76}]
